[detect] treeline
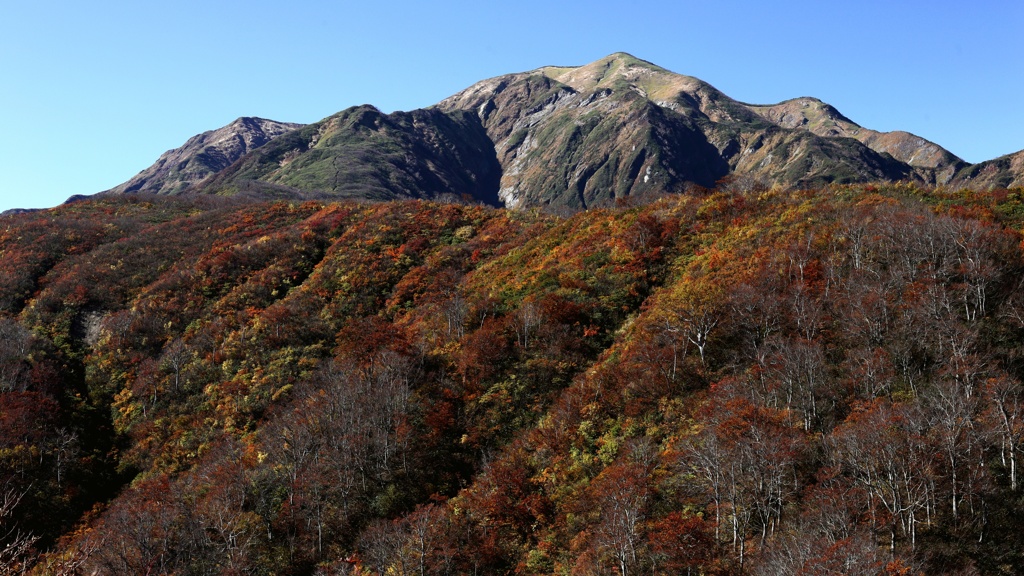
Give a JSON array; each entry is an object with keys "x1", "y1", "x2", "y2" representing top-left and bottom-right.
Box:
[{"x1": 3, "y1": 186, "x2": 1024, "y2": 574}]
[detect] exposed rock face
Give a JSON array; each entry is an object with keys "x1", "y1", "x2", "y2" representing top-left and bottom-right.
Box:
[
  {"x1": 106, "y1": 117, "x2": 304, "y2": 195},
  {"x1": 436, "y1": 53, "x2": 915, "y2": 208},
  {"x1": 438, "y1": 69, "x2": 728, "y2": 208}
]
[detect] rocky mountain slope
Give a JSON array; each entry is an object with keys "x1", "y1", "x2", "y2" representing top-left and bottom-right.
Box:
[
  {"x1": 951, "y1": 149, "x2": 1024, "y2": 189},
  {"x1": 102, "y1": 53, "x2": 1023, "y2": 210},
  {"x1": 105, "y1": 117, "x2": 304, "y2": 195},
  {"x1": 746, "y1": 97, "x2": 968, "y2": 180},
  {"x1": 436, "y1": 53, "x2": 924, "y2": 208}
]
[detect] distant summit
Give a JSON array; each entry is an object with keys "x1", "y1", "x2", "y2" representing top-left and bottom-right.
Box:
[
  {"x1": 105, "y1": 117, "x2": 304, "y2": 195},
  {"x1": 102, "y1": 54, "x2": 1024, "y2": 210}
]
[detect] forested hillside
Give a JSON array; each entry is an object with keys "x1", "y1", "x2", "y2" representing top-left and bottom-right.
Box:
[{"x1": 5, "y1": 183, "x2": 1024, "y2": 574}]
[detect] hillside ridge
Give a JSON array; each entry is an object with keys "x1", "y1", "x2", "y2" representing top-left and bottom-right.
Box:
[
  {"x1": 100, "y1": 53, "x2": 1024, "y2": 210},
  {"x1": 7, "y1": 184, "x2": 1024, "y2": 573}
]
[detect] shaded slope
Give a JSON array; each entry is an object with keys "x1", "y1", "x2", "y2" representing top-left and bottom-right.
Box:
[{"x1": 204, "y1": 105, "x2": 503, "y2": 205}]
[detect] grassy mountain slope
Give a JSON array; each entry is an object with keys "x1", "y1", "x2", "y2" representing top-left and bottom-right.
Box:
[{"x1": 203, "y1": 106, "x2": 503, "y2": 204}]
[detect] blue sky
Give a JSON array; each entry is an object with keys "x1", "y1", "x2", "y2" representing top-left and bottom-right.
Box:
[{"x1": 1, "y1": 0, "x2": 1021, "y2": 213}]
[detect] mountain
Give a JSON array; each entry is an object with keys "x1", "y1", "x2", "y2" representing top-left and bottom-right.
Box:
[
  {"x1": 102, "y1": 53, "x2": 1022, "y2": 210},
  {"x1": 436, "y1": 53, "x2": 929, "y2": 208},
  {"x1": 105, "y1": 117, "x2": 304, "y2": 195}
]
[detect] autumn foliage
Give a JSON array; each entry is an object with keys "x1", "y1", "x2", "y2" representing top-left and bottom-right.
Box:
[{"x1": 4, "y1": 185, "x2": 1024, "y2": 574}]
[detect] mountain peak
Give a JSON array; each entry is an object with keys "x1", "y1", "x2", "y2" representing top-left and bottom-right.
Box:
[
  {"x1": 538, "y1": 53, "x2": 702, "y2": 102},
  {"x1": 597, "y1": 52, "x2": 665, "y2": 70},
  {"x1": 106, "y1": 117, "x2": 303, "y2": 195},
  {"x1": 229, "y1": 116, "x2": 275, "y2": 130},
  {"x1": 746, "y1": 97, "x2": 859, "y2": 133}
]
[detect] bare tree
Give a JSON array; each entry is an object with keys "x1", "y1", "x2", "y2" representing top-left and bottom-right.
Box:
[
  {"x1": 513, "y1": 299, "x2": 543, "y2": 350},
  {"x1": 768, "y1": 337, "x2": 831, "y2": 431},
  {"x1": 590, "y1": 463, "x2": 650, "y2": 576},
  {"x1": 983, "y1": 375, "x2": 1024, "y2": 491},
  {"x1": 441, "y1": 290, "x2": 468, "y2": 340},
  {"x1": 358, "y1": 505, "x2": 448, "y2": 576},
  {"x1": 160, "y1": 338, "x2": 192, "y2": 395},
  {"x1": 684, "y1": 396, "x2": 800, "y2": 567},
  {"x1": 924, "y1": 372, "x2": 985, "y2": 520},
  {"x1": 0, "y1": 317, "x2": 32, "y2": 393},
  {"x1": 655, "y1": 279, "x2": 724, "y2": 368},
  {"x1": 828, "y1": 400, "x2": 934, "y2": 550},
  {"x1": 0, "y1": 486, "x2": 37, "y2": 574}
]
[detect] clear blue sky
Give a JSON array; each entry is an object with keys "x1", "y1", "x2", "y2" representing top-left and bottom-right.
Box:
[{"x1": 1, "y1": 0, "x2": 1021, "y2": 213}]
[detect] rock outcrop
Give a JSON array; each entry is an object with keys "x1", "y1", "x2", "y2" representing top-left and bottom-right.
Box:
[{"x1": 106, "y1": 117, "x2": 304, "y2": 195}]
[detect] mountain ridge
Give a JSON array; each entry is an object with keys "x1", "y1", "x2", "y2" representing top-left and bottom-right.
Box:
[
  {"x1": 434, "y1": 53, "x2": 916, "y2": 207},
  {"x1": 100, "y1": 53, "x2": 1024, "y2": 210}
]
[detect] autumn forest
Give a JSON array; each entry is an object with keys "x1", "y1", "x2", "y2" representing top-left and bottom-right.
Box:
[{"x1": 5, "y1": 183, "x2": 1024, "y2": 574}]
